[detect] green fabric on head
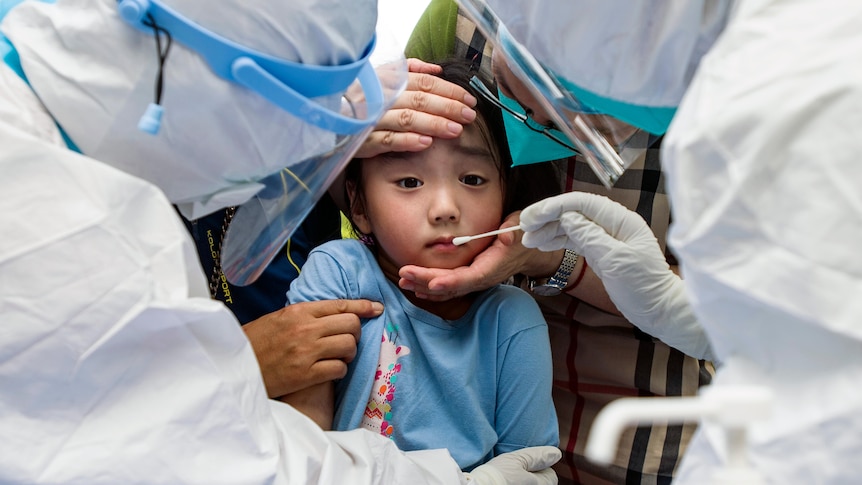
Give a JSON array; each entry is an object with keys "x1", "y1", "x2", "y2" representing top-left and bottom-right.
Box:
[{"x1": 404, "y1": 0, "x2": 458, "y2": 61}]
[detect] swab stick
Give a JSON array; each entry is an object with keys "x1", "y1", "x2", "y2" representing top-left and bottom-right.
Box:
[{"x1": 452, "y1": 225, "x2": 522, "y2": 246}]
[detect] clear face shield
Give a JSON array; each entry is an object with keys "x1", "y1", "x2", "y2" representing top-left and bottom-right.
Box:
[
  {"x1": 219, "y1": 62, "x2": 408, "y2": 285},
  {"x1": 456, "y1": 0, "x2": 651, "y2": 188},
  {"x1": 117, "y1": 0, "x2": 407, "y2": 286}
]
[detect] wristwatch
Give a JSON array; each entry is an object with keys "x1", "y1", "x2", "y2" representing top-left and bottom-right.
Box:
[{"x1": 528, "y1": 249, "x2": 579, "y2": 297}]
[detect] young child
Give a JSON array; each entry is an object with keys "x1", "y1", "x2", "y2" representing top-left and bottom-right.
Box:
[{"x1": 283, "y1": 60, "x2": 560, "y2": 471}]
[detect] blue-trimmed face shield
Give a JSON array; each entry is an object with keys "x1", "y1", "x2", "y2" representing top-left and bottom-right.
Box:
[
  {"x1": 456, "y1": 0, "x2": 656, "y2": 187},
  {"x1": 116, "y1": 0, "x2": 407, "y2": 285},
  {"x1": 117, "y1": 0, "x2": 385, "y2": 137}
]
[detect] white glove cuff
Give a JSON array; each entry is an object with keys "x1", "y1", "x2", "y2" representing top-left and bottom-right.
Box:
[{"x1": 464, "y1": 464, "x2": 505, "y2": 485}]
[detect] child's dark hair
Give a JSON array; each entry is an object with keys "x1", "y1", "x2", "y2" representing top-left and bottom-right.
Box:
[{"x1": 345, "y1": 58, "x2": 561, "y2": 238}]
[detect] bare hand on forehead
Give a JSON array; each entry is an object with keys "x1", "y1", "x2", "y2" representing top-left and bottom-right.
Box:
[{"x1": 355, "y1": 58, "x2": 478, "y2": 159}]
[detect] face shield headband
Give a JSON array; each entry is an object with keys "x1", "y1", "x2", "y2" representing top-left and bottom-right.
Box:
[
  {"x1": 455, "y1": 0, "x2": 650, "y2": 188},
  {"x1": 117, "y1": 0, "x2": 384, "y2": 136}
]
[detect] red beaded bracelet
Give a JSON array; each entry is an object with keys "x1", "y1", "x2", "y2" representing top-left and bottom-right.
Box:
[{"x1": 563, "y1": 258, "x2": 588, "y2": 293}]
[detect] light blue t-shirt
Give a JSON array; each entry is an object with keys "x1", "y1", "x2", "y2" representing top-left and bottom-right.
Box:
[{"x1": 287, "y1": 239, "x2": 559, "y2": 471}]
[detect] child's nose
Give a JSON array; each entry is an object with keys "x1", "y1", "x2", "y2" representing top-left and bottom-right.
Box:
[{"x1": 429, "y1": 187, "x2": 461, "y2": 223}]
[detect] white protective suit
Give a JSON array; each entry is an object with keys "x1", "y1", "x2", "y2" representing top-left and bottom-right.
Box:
[
  {"x1": 0, "y1": 0, "x2": 561, "y2": 483},
  {"x1": 496, "y1": 0, "x2": 862, "y2": 482}
]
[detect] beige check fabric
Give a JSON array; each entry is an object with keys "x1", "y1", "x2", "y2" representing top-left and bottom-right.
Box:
[
  {"x1": 528, "y1": 136, "x2": 714, "y2": 485},
  {"x1": 407, "y1": 7, "x2": 715, "y2": 484}
]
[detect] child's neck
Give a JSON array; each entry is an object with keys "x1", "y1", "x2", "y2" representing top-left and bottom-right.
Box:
[
  {"x1": 401, "y1": 288, "x2": 478, "y2": 321},
  {"x1": 375, "y1": 250, "x2": 478, "y2": 320}
]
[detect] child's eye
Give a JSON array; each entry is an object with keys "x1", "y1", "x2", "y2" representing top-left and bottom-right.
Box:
[
  {"x1": 461, "y1": 174, "x2": 486, "y2": 186},
  {"x1": 397, "y1": 178, "x2": 422, "y2": 188}
]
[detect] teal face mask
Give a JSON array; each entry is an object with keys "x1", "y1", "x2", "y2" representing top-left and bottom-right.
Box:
[
  {"x1": 499, "y1": 79, "x2": 675, "y2": 167},
  {"x1": 499, "y1": 90, "x2": 578, "y2": 166},
  {"x1": 554, "y1": 76, "x2": 677, "y2": 137}
]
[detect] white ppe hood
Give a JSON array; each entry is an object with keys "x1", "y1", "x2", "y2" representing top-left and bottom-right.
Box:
[
  {"x1": 1, "y1": 1, "x2": 463, "y2": 481},
  {"x1": 0, "y1": 119, "x2": 463, "y2": 484},
  {"x1": 490, "y1": 0, "x2": 862, "y2": 480},
  {"x1": 486, "y1": 0, "x2": 730, "y2": 109},
  {"x1": 663, "y1": 0, "x2": 862, "y2": 481},
  {"x1": 2, "y1": 0, "x2": 377, "y2": 216}
]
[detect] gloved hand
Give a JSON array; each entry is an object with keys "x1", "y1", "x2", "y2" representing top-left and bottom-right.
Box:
[
  {"x1": 464, "y1": 446, "x2": 561, "y2": 485},
  {"x1": 520, "y1": 192, "x2": 715, "y2": 361}
]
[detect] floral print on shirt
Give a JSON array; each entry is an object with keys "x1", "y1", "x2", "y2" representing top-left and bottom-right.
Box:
[{"x1": 360, "y1": 322, "x2": 410, "y2": 439}]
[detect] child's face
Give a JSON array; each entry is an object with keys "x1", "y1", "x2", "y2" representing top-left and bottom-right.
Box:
[{"x1": 351, "y1": 123, "x2": 505, "y2": 278}]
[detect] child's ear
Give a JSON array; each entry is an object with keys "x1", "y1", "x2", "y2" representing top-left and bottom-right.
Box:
[{"x1": 346, "y1": 180, "x2": 373, "y2": 235}]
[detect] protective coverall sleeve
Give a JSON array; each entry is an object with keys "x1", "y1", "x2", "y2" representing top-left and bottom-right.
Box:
[{"x1": 0, "y1": 124, "x2": 464, "y2": 485}]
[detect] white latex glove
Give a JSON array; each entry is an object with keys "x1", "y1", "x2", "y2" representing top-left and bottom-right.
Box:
[
  {"x1": 520, "y1": 193, "x2": 715, "y2": 362},
  {"x1": 464, "y1": 446, "x2": 561, "y2": 485}
]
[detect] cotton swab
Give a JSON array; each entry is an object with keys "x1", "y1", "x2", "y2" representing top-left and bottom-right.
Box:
[{"x1": 452, "y1": 225, "x2": 522, "y2": 246}]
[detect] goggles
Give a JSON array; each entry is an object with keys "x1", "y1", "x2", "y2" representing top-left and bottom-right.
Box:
[
  {"x1": 456, "y1": 0, "x2": 650, "y2": 187},
  {"x1": 469, "y1": 75, "x2": 577, "y2": 153}
]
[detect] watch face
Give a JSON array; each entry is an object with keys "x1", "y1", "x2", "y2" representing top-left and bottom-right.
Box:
[{"x1": 530, "y1": 284, "x2": 562, "y2": 297}]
